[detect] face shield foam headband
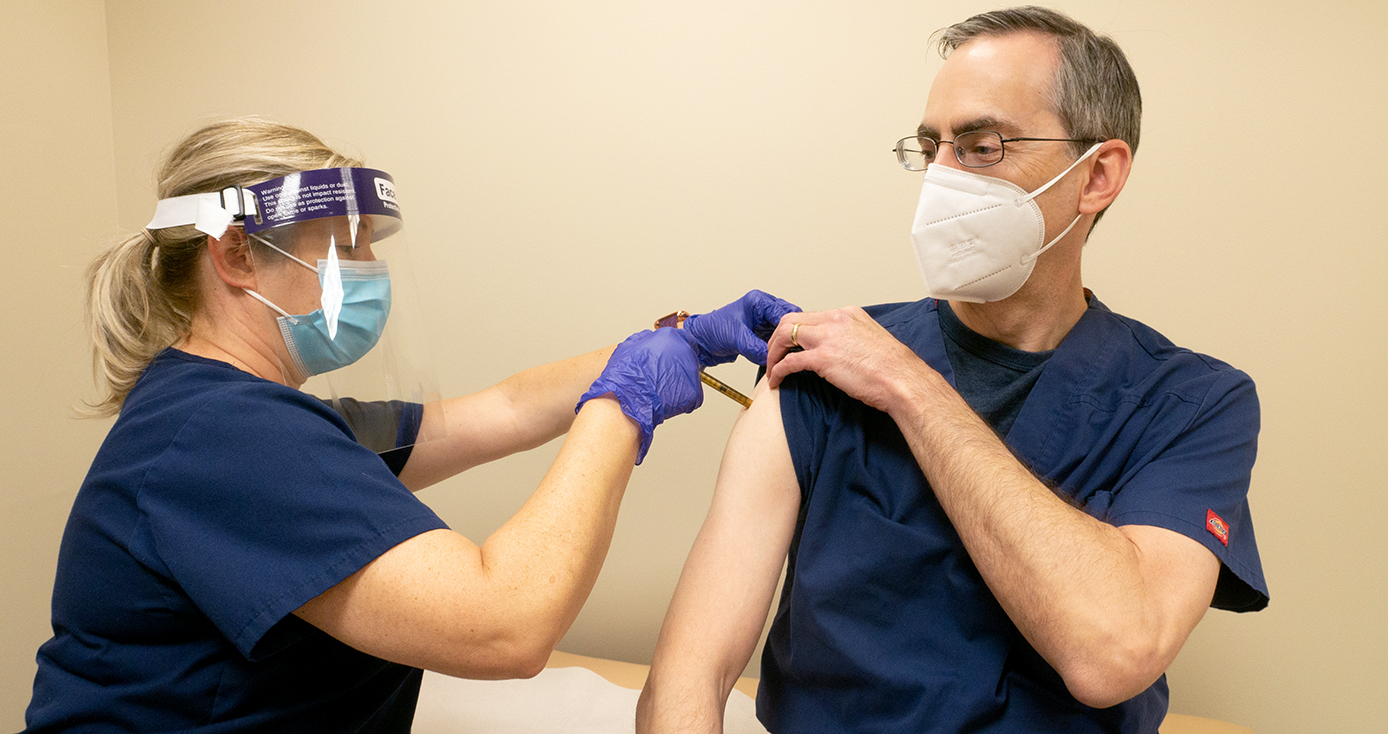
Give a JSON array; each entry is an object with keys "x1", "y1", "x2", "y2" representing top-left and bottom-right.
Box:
[{"x1": 146, "y1": 167, "x2": 444, "y2": 458}]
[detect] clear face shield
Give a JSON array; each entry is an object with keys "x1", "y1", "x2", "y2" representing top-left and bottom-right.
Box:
[{"x1": 148, "y1": 168, "x2": 444, "y2": 466}]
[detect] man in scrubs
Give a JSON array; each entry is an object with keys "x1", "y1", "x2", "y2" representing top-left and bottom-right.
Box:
[{"x1": 637, "y1": 7, "x2": 1267, "y2": 733}]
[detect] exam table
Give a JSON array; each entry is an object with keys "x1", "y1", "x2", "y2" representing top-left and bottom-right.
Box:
[{"x1": 411, "y1": 650, "x2": 1255, "y2": 732}]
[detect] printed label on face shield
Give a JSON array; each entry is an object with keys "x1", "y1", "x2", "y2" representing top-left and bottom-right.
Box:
[
  {"x1": 245, "y1": 168, "x2": 402, "y2": 233},
  {"x1": 375, "y1": 177, "x2": 399, "y2": 212}
]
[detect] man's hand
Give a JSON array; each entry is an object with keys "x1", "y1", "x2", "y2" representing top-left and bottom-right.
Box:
[{"x1": 765, "y1": 306, "x2": 934, "y2": 416}]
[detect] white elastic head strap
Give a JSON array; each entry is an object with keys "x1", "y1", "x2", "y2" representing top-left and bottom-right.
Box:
[
  {"x1": 1021, "y1": 142, "x2": 1104, "y2": 264},
  {"x1": 146, "y1": 187, "x2": 256, "y2": 239}
]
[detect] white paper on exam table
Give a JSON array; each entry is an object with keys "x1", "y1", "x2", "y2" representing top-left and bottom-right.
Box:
[{"x1": 412, "y1": 667, "x2": 769, "y2": 734}]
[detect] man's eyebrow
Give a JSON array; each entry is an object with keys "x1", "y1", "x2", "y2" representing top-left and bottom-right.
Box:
[{"x1": 917, "y1": 116, "x2": 1023, "y2": 139}]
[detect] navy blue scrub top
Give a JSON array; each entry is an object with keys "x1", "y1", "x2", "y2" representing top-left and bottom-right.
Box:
[
  {"x1": 25, "y1": 349, "x2": 449, "y2": 733},
  {"x1": 758, "y1": 297, "x2": 1267, "y2": 734}
]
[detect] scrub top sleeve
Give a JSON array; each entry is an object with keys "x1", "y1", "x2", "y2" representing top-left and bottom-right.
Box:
[
  {"x1": 138, "y1": 385, "x2": 449, "y2": 659},
  {"x1": 323, "y1": 397, "x2": 424, "y2": 452},
  {"x1": 778, "y1": 372, "x2": 841, "y2": 499},
  {"x1": 326, "y1": 397, "x2": 424, "y2": 476},
  {"x1": 1105, "y1": 371, "x2": 1268, "y2": 612}
]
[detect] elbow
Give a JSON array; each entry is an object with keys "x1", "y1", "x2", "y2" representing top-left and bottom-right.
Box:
[
  {"x1": 495, "y1": 637, "x2": 552, "y2": 679},
  {"x1": 635, "y1": 684, "x2": 656, "y2": 732},
  {"x1": 488, "y1": 633, "x2": 556, "y2": 679},
  {"x1": 432, "y1": 627, "x2": 555, "y2": 680},
  {"x1": 1058, "y1": 636, "x2": 1168, "y2": 709},
  {"x1": 502, "y1": 614, "x2": 568, "y2": 678}
]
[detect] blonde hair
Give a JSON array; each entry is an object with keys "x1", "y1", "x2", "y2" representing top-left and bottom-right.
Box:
[{"x1": 84, "y1": 118, "x2": 362, "y2": 416}]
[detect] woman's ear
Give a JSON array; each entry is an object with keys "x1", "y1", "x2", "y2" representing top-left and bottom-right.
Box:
[
  {"x1": 206, "y1": 228, "x2": 257, "y2": 290},
  {"x1": 1078, "y1": 139, "x2": 1133, "y2": 216}
]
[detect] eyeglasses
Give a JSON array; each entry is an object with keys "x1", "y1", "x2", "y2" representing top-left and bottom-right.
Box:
[{"x1": 893, "y1": 131, "x2": 1101, "y2": 171}]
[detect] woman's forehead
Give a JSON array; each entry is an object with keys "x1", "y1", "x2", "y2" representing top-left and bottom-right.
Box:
[{"x1": 277, "y1": 216, "x2": 374, "y2": 244}]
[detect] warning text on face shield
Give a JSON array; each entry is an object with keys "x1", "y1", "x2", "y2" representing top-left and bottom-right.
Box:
[{"x1": 260, "y1": 181, "x2": 348, "y2": 222}]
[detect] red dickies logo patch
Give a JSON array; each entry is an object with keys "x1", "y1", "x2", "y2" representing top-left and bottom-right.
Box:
[{"x1": 1206, "y1": 509, "x2": 1229, "y2": 546}]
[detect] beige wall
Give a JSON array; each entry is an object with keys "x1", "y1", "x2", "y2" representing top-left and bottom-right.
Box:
[
  {"x1": 3, "y1": 0, "x2": 1383, "y2": 731},
  {"x1": 0, "y1": 0, "x2": 120, "y2": 725}
]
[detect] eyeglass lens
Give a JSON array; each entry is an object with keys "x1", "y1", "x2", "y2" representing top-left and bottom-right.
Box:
[{"x1": 896, "y1": 131, "x2": 1007, "y2": 170}]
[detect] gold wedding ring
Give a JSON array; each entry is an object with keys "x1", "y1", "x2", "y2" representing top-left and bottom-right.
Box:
[{"x1": 790, "y1": 322, "x2": 800, "y2": 348}]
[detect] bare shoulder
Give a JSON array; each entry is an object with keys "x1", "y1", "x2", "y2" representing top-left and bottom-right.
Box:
[
  {"x1": 700, "y1": 378, "x2": 800, "y2": 550},
  {"x1": 716, "y1": 379, "x2": 796, "y2": 499}
]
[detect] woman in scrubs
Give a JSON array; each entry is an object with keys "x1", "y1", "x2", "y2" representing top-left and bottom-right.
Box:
[{"x1": 23, "y1": 118, "x2": 794, "y2": 732}]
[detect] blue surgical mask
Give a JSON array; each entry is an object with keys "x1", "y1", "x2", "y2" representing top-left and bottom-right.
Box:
[{"x1": 244, "y1": 237, "x2": 392, "y2": 378}]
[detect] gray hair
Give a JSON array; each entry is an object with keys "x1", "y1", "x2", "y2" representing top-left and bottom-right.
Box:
[
  {"x1": 935, "y1": 6, "x2": 1142, "y2": 162},
  {"x1": 83, "y1": 118, "x2": 362, "y2": 417}
]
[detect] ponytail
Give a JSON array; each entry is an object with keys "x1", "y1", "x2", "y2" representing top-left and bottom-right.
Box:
[{"x1": 82, "y1": 226, "x2": 201, "y2": 417}]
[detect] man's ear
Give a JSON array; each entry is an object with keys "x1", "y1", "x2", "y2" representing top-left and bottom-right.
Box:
[
  {"x1": 206, "y1": 228, "x2": 257, "y2": 290},
  {"x1": 1078, "y1": 139, "x2": 1133, "y2": 216}
]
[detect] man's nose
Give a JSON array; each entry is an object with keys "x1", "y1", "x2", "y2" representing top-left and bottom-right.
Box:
[{"x1": 934, "y1": 141, "x2": 968, "y2": 171}]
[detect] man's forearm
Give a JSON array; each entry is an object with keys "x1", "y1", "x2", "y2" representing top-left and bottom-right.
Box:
[
  {"x1": 637, "y1": 666, "x2": 726, "y2": 734},
  {"x1": 884, "y1": 364, "x2": 1196, "y2": 706}
]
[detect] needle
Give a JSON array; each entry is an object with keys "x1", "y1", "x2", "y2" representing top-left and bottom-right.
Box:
[{"x1": 699, "y1": 370, "x2": 752, "y2": 408}]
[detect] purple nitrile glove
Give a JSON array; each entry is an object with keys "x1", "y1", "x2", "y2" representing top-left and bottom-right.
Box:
[
  {"x1": 683, "y1": 290, "x2": 802, "y2": 367},
  {"x1": 576, "y1": 327, "x2": 704, "y2": 464}
]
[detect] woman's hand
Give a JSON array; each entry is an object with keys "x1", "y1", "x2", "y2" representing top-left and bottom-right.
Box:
[
  {"x1": 577, "y1": 328, "x2": 705, "y2": 463},
  {"x1": 683, "y1": 290, "x2": 801, "y2": 367}
]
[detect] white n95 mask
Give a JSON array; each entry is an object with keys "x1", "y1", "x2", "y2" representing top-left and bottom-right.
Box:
[{"x1": 909, "y1": 143, "x2": 1102, "y2": 303}]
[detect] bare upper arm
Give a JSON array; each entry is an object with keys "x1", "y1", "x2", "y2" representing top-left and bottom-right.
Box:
[
  {"x1": 648, "y1": 379, "x2": 802, "y2": 692},
  {"x1": 293, "y1": 528, "x2": 540, "y2": 679},
  {"x1": 1043, "y1": 523, "x2": 1220, "y2": 707}
]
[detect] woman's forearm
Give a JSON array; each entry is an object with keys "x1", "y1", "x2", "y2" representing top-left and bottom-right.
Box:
[{"x1": 397, "y1": 345, "x2": 615, "y2": 490}]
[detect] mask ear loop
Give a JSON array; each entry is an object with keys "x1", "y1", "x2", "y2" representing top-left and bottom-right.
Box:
[
  {"x1": 1023, "y1": 214, "x2": 1086, "y2": 264},
  {"x1": 1019, "y1": 142, "x2": 1105, "y2": 264},
  {"x1": 241, "y1": 232, "x2": 311, "y2": 324},
  {"x1": 1018, "y1": 142, "x2": 1105, "y2": 206},
  {"x1": 242, "y1": 288, "x2": 299, "y2": 323},
  {"x1": 238, "y1": 234, "x2": 311, "y2": 384}
]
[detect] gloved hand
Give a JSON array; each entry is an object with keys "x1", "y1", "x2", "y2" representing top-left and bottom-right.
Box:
[
  {"x1": 576, "y1": 327, "x2": 704, "y2": 464},
  {"x1": 683, "y1": 290, "x2": 801, "y2": 367}
]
